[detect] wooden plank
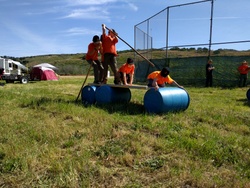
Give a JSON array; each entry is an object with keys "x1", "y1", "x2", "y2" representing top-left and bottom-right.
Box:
[{"x1": 88, "y1": 83, "x2": 148, "y2": 90}]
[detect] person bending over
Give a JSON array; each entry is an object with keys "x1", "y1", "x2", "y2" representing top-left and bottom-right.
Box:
[
  {"x1": 147, "y1": 67, "x2": 183, "y2": 90},
  {"x1": 118, "y1": 58, "x2": 135, "y2": 85},
  {"x1": 85, "y1": 35, "x2": 104, "y2": 84}
]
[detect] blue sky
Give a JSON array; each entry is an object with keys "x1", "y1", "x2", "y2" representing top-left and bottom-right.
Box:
[{"x1": 0, "y1": 0, "x2": 249, "y2": 57}]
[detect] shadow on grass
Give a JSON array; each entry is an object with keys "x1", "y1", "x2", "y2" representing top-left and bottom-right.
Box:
[
  {"x1": 78, "y1": 100, "x2": 186, "y2": 116},
  {"x1": 236, "y1": 98, "x2": 250, "y2": 107},
  {"x1": 94, "y1": 102, "x2": 146, "y2": 115},
  {"x1": 21, "y1": 96, "x2": 185, "y2": 116},
  {"x1": 20, "y1": 96, "x2": 146, "y2": 115},
  {"x1": 77, "y1": 98, "x2": 146, "y2": 115},
  {"x1": 20, "y1": 97, "x2": 74, "y2": 109}
]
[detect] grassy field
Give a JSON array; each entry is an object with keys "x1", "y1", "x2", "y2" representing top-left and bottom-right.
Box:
[{"x1": 0, "y1": 76, "x2": 250, "y2": 187}]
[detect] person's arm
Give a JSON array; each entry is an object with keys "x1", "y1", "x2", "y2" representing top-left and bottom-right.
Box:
[
  {"x1": 171, "y1": 80, "x2": 184, "y2": 89},
  {"x1": 102, "y1": 24, "x2": 106, "y2": 35},
  {"x1": 208, "y1": 67, "x2": 214, "y2": 71},
  {"x1": 123, "y1": 72, "x2": 128, "y2": 85},
  {"x1": 152, "y1": 78, "x2": 159, "y2": 90},
  {"x1": 99, "y1": 42, "x2": 103, "y2": 54},
  {"x1": 114, "y1": 33, "x2": 118, "y2": 42},
  {"x1": 208, "y1": 66, "x2": 215, "y2": 71},
  {"x1": 129, "y1": 73, "x2": 134, "y2": 85}
]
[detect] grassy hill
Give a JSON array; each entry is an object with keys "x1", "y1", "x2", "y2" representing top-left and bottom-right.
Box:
[{"x1": 5, "y1": 48, "x2": 250, "y2": 76}]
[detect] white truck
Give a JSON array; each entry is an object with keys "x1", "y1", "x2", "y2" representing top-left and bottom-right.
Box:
[{"x1": 0, "y1": 57, "x2": 29, "y2": 84}]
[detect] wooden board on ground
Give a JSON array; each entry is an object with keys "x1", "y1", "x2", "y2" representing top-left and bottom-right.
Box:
[{"x1": 88, "y1": 83, "x2": 148, "y2": 90}]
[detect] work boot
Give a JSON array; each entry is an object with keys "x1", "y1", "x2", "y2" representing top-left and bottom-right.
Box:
[
  {"x1": 93, "y1": 81, "x2": 101, "y2": 84},
  {"x1": 101, "y1": 79, "x2": 107, "y2": 84}
]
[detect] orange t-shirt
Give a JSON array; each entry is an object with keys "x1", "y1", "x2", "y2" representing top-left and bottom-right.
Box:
[
  {"x1": 238, "y1": 64, "x2": 249, "y2": 74},
  {"x1": 85, "y1": 43, "x2": 98, "y2": 61},
  {"x1": 147, "y1": 71, "x2": 174, "y2": 85},
  {"x1": 102, "y1": 33, "x2": 118, "y2": 55},
  {"x1": 118, "y1": 63, "x2": 135, "y2": 74}
]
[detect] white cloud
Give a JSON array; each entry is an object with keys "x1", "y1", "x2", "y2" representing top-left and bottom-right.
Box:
[
  {"x1": 66, "y1": 0, "x2": 118, "y2": 6},
  {"x1": 62, "y1": 1, "x2": 137, "y2": 21},
  {"x1": 128, "y1": 2, "x2": 138, "y2": 11},
  {"x1": 63, "y1": 7, "x2": 110, "y2": 20},
  {"x1": 64, "y1": 27, "x2": 101, "y2": 36}
]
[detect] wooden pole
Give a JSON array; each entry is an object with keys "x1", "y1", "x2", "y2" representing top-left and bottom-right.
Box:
[
  {"x1": 75, "y1": 62, "x2": 93, "y2": 102},
  {"x1": 105, "y1": 26, "x2": 155, "y2": 67}
]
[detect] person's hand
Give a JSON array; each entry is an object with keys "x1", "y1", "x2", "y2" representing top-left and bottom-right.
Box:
[
  {"x1": 155, "y1": 85, "x2": 159, "y2": 91},
  {"x1": 102, "y1": 24, "x2": 106, "y2": 29}
]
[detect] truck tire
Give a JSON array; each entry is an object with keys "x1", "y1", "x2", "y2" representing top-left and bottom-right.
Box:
[{"x1": 20, "y1": 76, "x2": 28, "y2": 84}]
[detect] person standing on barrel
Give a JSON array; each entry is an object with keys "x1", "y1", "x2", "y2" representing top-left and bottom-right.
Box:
[
  {"x1": 147, "y1": 67, "x2": 184, "y2": 90},
  {"x1": 85, "y1": 35, "x2": 104, "y2": 84},
  {"x1": 101, "y1": 24, "x2": 120, "y2": 85}
]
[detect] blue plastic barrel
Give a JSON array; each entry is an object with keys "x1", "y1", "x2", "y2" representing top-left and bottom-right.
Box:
[
  {"x1": 81, "y1": 85, "x2": 97, "y2": 105},
  {"x1": 144, "y1": 87, "x2": 190, "y2": 114},
  {"x1": 247, "y1": 89, "x2": 250, "y2": 100},
  {"x1": 95, "y1": 85, "x2": 131, "y2": 104}
]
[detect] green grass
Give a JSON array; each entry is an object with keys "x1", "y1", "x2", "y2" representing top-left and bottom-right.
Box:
[{"x1": 0, "y1": 77, "x2": 250, "y2": 187}]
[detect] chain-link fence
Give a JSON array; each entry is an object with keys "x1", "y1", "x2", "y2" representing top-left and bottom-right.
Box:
[
  {"x1": 134, "y1": 0, "x2": 250, "y2": 87},
  {"x1": 135, "y1": 56, "x2": 250, "y2": 87}
]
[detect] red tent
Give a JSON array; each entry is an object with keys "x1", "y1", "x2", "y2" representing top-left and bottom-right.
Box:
[{"x1": 30, "y1": 67, "x2": 58, "y2": 81}]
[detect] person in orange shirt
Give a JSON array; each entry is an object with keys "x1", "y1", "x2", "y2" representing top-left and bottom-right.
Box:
[
  {"x1": 238, "y1": 60, "x2": 250, "y2": 87},
  {"x1": 147, "y1": 67, "x2": 183, "y2": 90},
  {"x1": 85, "y1": 35, "x2": 104, "y2": 84},
  {"x1": 118, "y1": 58, "x2": 135, "y2": 85},
  {"x1": 101, "y1": 24, "x2": 120, "y2": 84}
]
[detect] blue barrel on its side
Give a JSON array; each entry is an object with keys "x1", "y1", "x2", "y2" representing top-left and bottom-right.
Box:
[
  {"x1": 144, "y1": 87, "x2": 190, "y2": 114},
  {"x1": 81, "y1": 85, "x2": 97, "y2": 105},
  {"x1": 247, "y1": 88, "x2": 250, "y2": 100},
  {"x1": 95, "y1": 85, "x2": 131, "y2": 104}
]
